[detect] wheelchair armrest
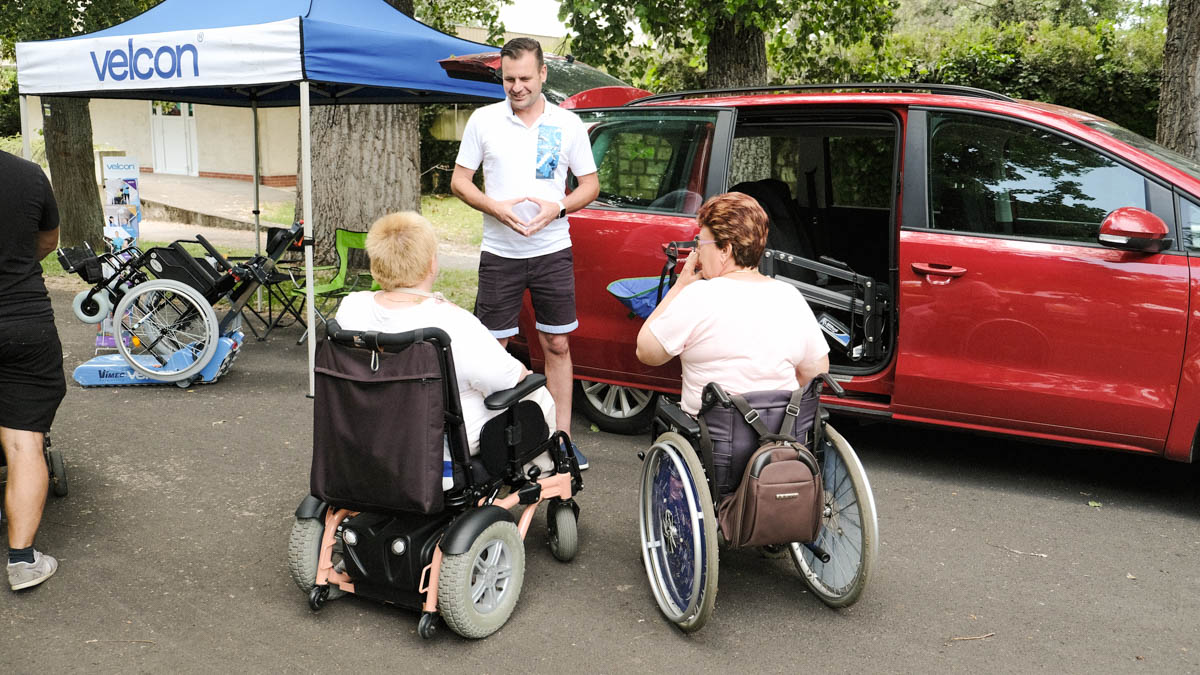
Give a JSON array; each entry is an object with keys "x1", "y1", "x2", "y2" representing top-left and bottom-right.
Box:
[
  {"x1": 484, "y1": 374, "x2": 547, "y2": 411},
  {"x1": 656, "y1": 398, "x2": 700, "y2": 437}
]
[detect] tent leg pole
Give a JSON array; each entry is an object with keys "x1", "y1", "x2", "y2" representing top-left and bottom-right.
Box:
[
  {"x1": 252, "y1": 96, "x2": 263, "y2": 311},
  {"x1": 19, "y1": 95, "x2": 32, "y2": 161},
  {"x1": 301, "y1": 81, "x2": 317, "y2": 398}
]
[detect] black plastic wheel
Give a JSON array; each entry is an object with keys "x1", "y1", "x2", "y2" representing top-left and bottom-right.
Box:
[
  {"x1": 47, "y1": 450, "x2": 68, "y2": 498},
  {"x1": 308, "y1": 584, "x2": 329, "y2": 611},
  {"x1": 417, "y1": 612, "x2": 438, "y2": 639}
]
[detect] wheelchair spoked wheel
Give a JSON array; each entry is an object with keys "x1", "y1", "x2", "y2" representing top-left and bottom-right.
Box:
[
  {"x1": 639, "y1": 432, "x2": 718, "y2": 632},
  {"x1": 286, "y1": 517, "x2": 346, "y2": 601},
  {"x1": 438, "y1": 521, "x2": 526, "y2": 639},
  {"x1": 789, "y1": 422, "x2": 878, "y2": 608},
  {"x1": 114, "y1": 279, "x2": 219, "y2": 382}
]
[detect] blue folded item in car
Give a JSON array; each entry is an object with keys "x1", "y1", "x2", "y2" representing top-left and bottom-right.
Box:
[{"x1": 607, "y1": 276, "x2": 671, "y2": 319}]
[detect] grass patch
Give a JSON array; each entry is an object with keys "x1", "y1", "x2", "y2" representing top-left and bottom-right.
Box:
[
  {"x1": 261, "y1": 202, "x2": 295, "y2": 225},
  {"x1": 260, "y1": 195, "x2": 479, "y2": 247},
  {"x1": 422, "y1": 194, "x2": 481, "y2": 247},
  {"x1": 42, "y1": 240, "x2": 264, "y2": 280},
  {"x1": 433, "y1": 267, "x2": 479, "y2": 310}
]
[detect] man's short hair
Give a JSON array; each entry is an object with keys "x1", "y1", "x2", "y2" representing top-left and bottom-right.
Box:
[{"x1": 501, "y1": 37, "x2": 543, "y2": 67}]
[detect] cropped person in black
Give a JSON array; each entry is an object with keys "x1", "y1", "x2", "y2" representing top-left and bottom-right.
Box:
[{"x1": 0, "y1": 150, "x2": 66, "y2": 590}]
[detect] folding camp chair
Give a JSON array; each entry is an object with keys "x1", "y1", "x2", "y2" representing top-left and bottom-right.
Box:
[
  {"x1": 237, "y1": 226, "x2": 315, "y2": 340},
  {"x1": 289, "y1": 228, "x2": 377, "y2": 343}
]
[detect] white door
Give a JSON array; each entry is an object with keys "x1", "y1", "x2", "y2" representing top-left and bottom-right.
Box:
[{"x1": 150, "y1": 101, "x2": 198, "y2": 175}]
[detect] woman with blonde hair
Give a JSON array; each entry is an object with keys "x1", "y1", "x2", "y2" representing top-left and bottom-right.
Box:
[
  {"x1": 336, "y1": 211, "x2": 555, "y2": 468},
  {"x1": 636, "y1": 192, "x2": 829, "y2": 414}
]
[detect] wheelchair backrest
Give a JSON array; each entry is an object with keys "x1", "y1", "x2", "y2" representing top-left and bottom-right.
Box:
[
  {"x1": 700, "y1": 383, "x2": 821, "y2": 499},
  {"x1": 142, "y1": 243, "x2": 222, "y2": 297},
  {"x1": 311, "y1": 321, "x2": 470, "y2": 515}
]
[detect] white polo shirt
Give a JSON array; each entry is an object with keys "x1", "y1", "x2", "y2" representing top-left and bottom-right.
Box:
[{"x1": 455, "y1": 96, "x2": 597, "y2": 259}]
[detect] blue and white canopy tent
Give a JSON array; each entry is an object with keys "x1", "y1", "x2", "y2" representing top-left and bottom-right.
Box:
[{"x1": 15, "y1": 0, "x2": 503, "y2": 393}]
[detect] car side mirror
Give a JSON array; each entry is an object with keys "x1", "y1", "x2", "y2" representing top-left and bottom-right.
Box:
[{"x1": 1098, "y1": 207, "x2": 1173, "y2": 253}]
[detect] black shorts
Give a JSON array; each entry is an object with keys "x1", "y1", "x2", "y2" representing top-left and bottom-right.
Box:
[
  {"x1": 0, "y1": 321, "x2": 66, "y2": 432},
  {"x1": 475, "y1": 248, "x2": 577, "y2": 338}
]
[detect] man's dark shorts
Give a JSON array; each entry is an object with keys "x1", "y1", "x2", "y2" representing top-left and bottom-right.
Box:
[
  {"x1": 475, "y1": 248, "x2": 577, "y2": 338},
  {"x1": 0, "y1": 321, "x2": 66, "y2": 432}
]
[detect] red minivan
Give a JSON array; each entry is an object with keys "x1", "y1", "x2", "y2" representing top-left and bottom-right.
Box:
[{"x1": 514, "y1": 84, "x2": 1200, "y2": 463}]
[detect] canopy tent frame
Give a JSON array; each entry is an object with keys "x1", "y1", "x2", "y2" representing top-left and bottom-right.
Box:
[{"x1": 15, "y1": 0, "x2": 502, "y2": 395}]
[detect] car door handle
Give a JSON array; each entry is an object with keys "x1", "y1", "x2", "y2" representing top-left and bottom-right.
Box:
[{"x1": 911, "y1": 262, "x2": 967, "y2": 278}]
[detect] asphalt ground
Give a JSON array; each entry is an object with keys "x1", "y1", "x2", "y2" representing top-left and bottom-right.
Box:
[{"x1": 3, "y1": 287, "x2": 1200, "y2": 673}]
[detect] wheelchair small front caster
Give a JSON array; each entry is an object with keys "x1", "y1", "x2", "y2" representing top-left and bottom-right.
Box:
[
  {"x1": 417, "y1": 612, "x2": 438, "y2": 639},
  {"x1": 308, "y1": 584, "x2": 329, "y2": 611}
]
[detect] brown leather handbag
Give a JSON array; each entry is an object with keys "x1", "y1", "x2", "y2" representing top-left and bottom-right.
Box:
[{"x1": 700, "y1": 387, "x2": 824, "y2": 548}]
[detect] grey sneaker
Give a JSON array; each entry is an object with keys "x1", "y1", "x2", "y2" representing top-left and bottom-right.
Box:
[{"x1": 8, "y1": 550, "x2": 58, "y2": 591}]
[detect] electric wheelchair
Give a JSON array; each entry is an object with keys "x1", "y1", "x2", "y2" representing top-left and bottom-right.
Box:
[
  {"x1": 287, "y1": 321, "x2": 583, "y2": 639},
  {"x1": 57, "y1": 222, "x2": 303, "y2": 385},
  {"x1": 640, "y1": 375, "x2": 878, "y2": 633}
]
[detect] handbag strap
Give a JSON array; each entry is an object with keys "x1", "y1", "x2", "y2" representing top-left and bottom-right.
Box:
[
  {"x1": 695, "y1": 415, "x2": 721, "y2": 502},
  {"x1": 728, "y1": 388, "x2": 806, "y2": 443}
]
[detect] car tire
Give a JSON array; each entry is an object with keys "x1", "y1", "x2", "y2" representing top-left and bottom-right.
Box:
[{"x1": 574, "y1": 379, "x2": 659, "y2": 435}]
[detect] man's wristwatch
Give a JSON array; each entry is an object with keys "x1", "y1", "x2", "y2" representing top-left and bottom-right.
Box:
[{"x1": 556, "y1": 200, "x2": 567, "y2": 219}]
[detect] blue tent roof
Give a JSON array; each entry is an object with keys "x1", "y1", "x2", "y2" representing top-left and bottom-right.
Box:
[{"x1": 17, "y1": 0, "x2": 503, "y2": 106}]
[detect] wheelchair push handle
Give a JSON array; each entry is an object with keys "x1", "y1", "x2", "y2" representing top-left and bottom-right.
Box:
[
  {"x1": 194, "y1": 234, "x2": 233, "y2": 272},
  {"x1": 325, "y1": 319, "x2": 453, "y2": 352}
]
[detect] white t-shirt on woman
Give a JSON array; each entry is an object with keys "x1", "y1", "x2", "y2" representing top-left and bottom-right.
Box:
[{"x1": 648, "y1": 277, "x2": 830, "y2": 414}]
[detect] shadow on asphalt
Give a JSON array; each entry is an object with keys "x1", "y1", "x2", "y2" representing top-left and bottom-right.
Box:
[{"x1": 836, "y1": 415, "x2": 1200, "y2": 515}]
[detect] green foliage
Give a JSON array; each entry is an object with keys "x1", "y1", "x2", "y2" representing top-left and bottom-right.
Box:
[
  {"x1": 0, "y1": 133, "x2": 46, "y2": 165},
  {"x1": 799, "y1": 6, "x2": 1165, "y2": 138},
  {"x1": 0, "y1": 0, "x2": 160, "y2": 55},
  {"x1": 415, "y1": 0, "x2": 510, "y2": 44},
  {"x1": 560, "y1": 0, "x2": 897, "y2": 87}
]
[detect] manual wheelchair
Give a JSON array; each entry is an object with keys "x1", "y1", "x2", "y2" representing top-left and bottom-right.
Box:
[
  {"x1": 57, "y1": 223, "x2": 303, "y2": 385},
  {"x1": 639, "y1": 375, "x2": 878, "y2": 632},
  {"x1": 287, "y1": 321, "x2": 584, "y2": 639}
]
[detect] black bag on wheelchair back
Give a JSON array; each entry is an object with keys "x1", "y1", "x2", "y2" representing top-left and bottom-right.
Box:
[
  {"x1": 699, "y1": 387, "x2": 819, "y2": 499},
  {"x1": 700, "y1": 386, "x2": 824, "y2": 548},
  {"x1": 311, "y1": 339, "x2": 445, "y2": 514}
]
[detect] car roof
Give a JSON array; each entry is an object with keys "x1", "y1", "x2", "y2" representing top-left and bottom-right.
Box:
[{"x1": 620, "y1": 86, "x2": 1200, "y2": 196}]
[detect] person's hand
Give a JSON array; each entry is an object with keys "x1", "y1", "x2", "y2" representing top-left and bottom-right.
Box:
[
  {"x1": 491, "y1": 197, "x2": 531, "y2": 234},
  {"x1": 676, "y1": 250, "x2": 704, "y2": 288},
  {"x1": 521, "y1": 196, "x2": 561, "y2": 236}
]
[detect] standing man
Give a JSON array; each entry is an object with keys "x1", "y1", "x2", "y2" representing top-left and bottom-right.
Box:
[
  {"x1": 1, "y1": 150, "x2": 66, "y2": 590},
  {"x1": 451, "y1": 37, "x2": 599, "y2": 470}
]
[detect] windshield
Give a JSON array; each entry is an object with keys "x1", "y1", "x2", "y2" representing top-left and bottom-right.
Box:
[
  {"x1": 1082, "y1": 120, "x2": 1200, "y2": 183},
  {"x1": 544, "y1": 59, "x2": 628, "y2": 103}
]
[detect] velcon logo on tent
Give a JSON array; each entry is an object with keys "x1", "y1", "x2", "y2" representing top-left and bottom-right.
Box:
[{"x1": 90, "y1": 39, "x2": 199, "y2": 82}]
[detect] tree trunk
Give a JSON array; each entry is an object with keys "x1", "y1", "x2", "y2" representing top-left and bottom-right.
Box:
[
  {"x1": 296, "y1": 0, "x2": 419, "y2": 266},
  {"x1": 709, "y1": 16, "x2": 770, "y2": 188},
  {"x1": 706, "y1": 16, "x2": 768, "y2": 89},
  {"x1": 42, "y1": 97, "x2": 104, "y2": 249},
  {"x1": 297, "y1": 104, "x2": 421, "y2": 265},
  {"x1": 1157, "y1": 0, "x2": 1200, "y2": 161}
]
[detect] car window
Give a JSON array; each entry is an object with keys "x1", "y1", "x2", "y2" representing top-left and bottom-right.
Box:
[
  {"x1": 1181, "y1": 197, "x2": 1200, "y2": 251},
  {"x1": 928, "y1": 112, "x2": 1146, "y2": 243},
  {"x1": 578, "y1": 110, "x2": 718, "y2": 215},
  {"x1": 543, "y1": 58, "x2": 630, "y2": 103},
  {"x1": 730, "y1": 126, "x2": 894, "y2": 210}
]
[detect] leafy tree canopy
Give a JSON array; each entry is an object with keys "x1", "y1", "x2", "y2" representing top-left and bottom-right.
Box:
[
  {"x1": 0, "y1": 0, "x2": 158, "y2": 57},
  {"x1": 415, "y1": 0, "x2": 510, "y2": 44},
  {"x1": 559, "y1": 0, "x2": 897, "y2": 89}
]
